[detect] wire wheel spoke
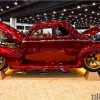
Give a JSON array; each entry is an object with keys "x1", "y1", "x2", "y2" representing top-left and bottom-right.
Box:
[
  {"x1": 0, "y1": 59, "x2": 5, "y2": 68},
  {"x1": 85, "y1": 53, "x2": 100, "y2": 69}
]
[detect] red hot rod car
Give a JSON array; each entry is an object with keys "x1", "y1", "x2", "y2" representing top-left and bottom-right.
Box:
[{"x1": 0, "y1": 20, "x2": 100, "y2": 72}]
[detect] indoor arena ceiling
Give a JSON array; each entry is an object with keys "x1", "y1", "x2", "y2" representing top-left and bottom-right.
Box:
[{"x1": 0, "y1": 0, "x2": 100, "y2": 29}]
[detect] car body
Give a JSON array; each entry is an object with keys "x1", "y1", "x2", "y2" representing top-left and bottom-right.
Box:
[{"x1": 0, "y1": 20, "x2": 100, "y2": 72}]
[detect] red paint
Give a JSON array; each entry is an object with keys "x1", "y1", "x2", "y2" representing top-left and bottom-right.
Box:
[{"x1": 0, "y1": 20, "x2": 100, "y2": 71}]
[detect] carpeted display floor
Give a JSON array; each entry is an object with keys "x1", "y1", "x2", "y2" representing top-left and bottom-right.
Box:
[{"x1": 0, "y1": 68, "x2": 99, "y2": 100}]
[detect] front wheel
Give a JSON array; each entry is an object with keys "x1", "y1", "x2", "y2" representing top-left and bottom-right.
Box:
[
  {"x1": 0, "y1": 57, "x2": 8, "y2": 71},
  {"x1": 83, "y1": 53, "x2": 100, "y2": 72}
]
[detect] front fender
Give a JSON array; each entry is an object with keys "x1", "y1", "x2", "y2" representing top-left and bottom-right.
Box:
[
  {"x1": 0, "y1": 46, "x2": 24, "y2": 66},
  {"x1": 77, "y1": 44, "x2": 100, "y2": 67}
]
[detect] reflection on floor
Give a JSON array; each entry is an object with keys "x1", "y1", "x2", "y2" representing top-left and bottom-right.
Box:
[{"x1": 5, "y1": 68, "x2": 86, "y2": 80}]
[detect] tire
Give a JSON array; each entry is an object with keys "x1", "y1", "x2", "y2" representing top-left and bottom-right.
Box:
[
  {"x1": 0, "y1": 57, "x2": 8, "y2": 71},
  {"x1": 83, "y1": 53, "x2": 100, "y2": 72}
]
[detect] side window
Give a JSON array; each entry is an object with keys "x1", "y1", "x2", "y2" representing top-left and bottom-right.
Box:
[
  {"x1": 30, "y1": 27, "x2": 52, "y2": 38},
  {"x1": 55, "y1": 26, "x2": 69, "y2": 36}
]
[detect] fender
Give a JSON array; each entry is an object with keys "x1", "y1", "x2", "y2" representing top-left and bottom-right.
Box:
[
  {"x1": 76, "y1": 44, "x2": 100, "y2": 67},
  {"x1": 0, "y1": 46, "x2": 24, "y2": 66}
]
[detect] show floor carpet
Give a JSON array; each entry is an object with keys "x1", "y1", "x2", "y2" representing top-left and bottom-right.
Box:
[{"x1": 0, "y1": 68, "x2": 99, "y2": 100}]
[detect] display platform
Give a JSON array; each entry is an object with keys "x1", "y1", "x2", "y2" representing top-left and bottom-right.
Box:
[{"x1": 0, "y1": 68, "x2": 99, "y2": 81}]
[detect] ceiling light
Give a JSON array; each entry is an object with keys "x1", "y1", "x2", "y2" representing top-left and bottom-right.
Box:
[
  {"x1": 45, "y1": 16, "x2": 47, "y2": 18},
  {"x1": 53, "y1": 11, "x2": 56, "y2": 14},
  {"x1": 71, "y1": 11, "x2": 74, "y2": 13},
  {"x1": 79, "y1": 13, "x2": 81, "y2": 15},
  {"x1": 61, "y1": 13, "x2": 64, "y2": 15},
  {"x1": 38, "y1": 18, "x2": 40, "y2": 19},
  {"x1": 66, "y1": 18, "x2": 68, "y2": 19},
  {"x1": 27, "y1": 20, "x2": 29, "y2": 21},
  {"x1": 69, "y1": 15, "x2": 71, "y2": 17},
  {"x1": 52, "y1": 15, "x2": 54, "y2": 17},
  {"x1": 60, "y1": 16, "x2": 62, "y2": 18},
  {"x1": 92, "y1": 11, "x2": 95, "y2": 13},
  {"x1": 44, "y1": 13, "x2": 46, "y2": 15},
  {"x1": 63, "y1": 9, "x2": 66, "y2": 11},
  {"x1": 94, "y1": 18, "x2": 96, "y2": 19},
  {"x1": 97, "y1": 13, "x2": 100, "y2": 15},
  {"x1": 37, "y1": 15, "x2": 39, "y2": 17},
  {"x1": 92, "y1": 2, "x2": 96, "y2": 5},
  {"x1": 90, "y1": 16, "x2": 92, "y2": 18},
  {"x1": 20, "y1": 19, "x2": 21, "y2": 20},
  {"x1": 25, "y1": 17, "x2": 27, "y2": 19},
  {"x1": 14, "y1": 2, "x2": 18, "y2": 5},
  {"x1": 85, "y1": 8, "x2": 88, "y2": 11},
  {"x1": 6, "y1": 6, "x2": 9, "y2": 9},
  {"x1": 30, "y1": 16, "x2": 32, "y2": 18},
  {"x1": 77, "y1": 6, "x2": 81, "y2": 9},
  {"x1": 84, "y1": 15, "x2": 87, "y2": 17},
  {"x1": 1, "y1": 8, "x2": 3, "y2": 11}
]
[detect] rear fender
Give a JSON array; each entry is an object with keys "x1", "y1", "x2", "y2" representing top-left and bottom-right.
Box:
[
  {"x1": 76, "y1": 44, "x2": 100, "y2": 67},
  {"x1": 0, "y1": 46, "x2": 24, "y2": 66}
]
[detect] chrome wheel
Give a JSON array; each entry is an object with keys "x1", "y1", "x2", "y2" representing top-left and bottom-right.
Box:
[
  {"x1": 84, "y1": 53, "x2": 100, "y2": 69},
  {"x1": 0, "y1": 57, "x2": 5, "y2": 69},
  {"x1": 0, "y1": 57, "x2": 8, "y2": 71}
]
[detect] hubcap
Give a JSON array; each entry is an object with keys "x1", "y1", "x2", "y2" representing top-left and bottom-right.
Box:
[
  {"x1": 0, "y1": 57, "x2": 5, "y2": 69},
  {"x1": 84, "y1": 53, "x2": 100, "y2": 69}
]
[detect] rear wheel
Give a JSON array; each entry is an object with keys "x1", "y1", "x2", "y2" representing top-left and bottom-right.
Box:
[
  {"x1": 0, "y1": 57, "x2": 8, "y2": 71},
  {"x1": 83, "y1": 53, "x2": 100, "y2": 72}
]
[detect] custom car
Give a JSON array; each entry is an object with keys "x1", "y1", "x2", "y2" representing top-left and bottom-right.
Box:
[{"x1": 0, "y1": 20, "x2": 100, "y2": 72}]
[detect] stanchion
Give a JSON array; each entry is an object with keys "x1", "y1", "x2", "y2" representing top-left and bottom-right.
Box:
[
  {"x1": 84, "y1": 70, "x2": 100, "y2": 81},
  {"x1": 0, "y1": 70, "x2": 6, "y2": 80}
]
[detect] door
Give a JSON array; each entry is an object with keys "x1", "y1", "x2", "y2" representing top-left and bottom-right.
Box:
[
  {"x1": 55, "y1": 26, "x2": 82, "y2": 65},
  {"x1": 22, "y1": 27, "x2": 56, "y2": 65}
]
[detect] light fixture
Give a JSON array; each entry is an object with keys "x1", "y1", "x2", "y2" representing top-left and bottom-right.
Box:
[
  {"x1": 71, "y1": 11, "x2": 74, "y2": 13},
  {"x1": 53, "y1": 11, "x2": 56, "y2": 14},
  {"x1": 63, "y1": 9, "x2": 66, "y2": 11},
  {"x1": 69, "y1": 15, "x2": 71, "y2": 17},
  {"x1": 44, "y1": 13, "x2": 46, "y2": 15},
  {"x1": 79, "y1": 13, "x2": 81, "y2": 15},
  {"x1": 77, "y1": 5, "x2": 81, "y2": 9},
  {"x1": 32, "y1": 19, "x2": 34, "y2": 20},
  {"x1": 92, "y1": 11, "x2": 95, "y2": 13},
  {"x1": 84, "y1": 15, "x2": 87, "y2": 17},
  {"x1": 20, "y1": 19, "x2": 21, "y2": 20},
  {"x1": 92, "y1": 2, "x2": 96, "y2": 5},
  {"x1": 37, "y1": 15, "x2": 39, "y2": 17},
  {"x1": 52, "y1": 15, "x2": 54, "y2": 17},
  {"x1": 61, "y1": 13, "x2": 64, "y2": 15},
  {"x1": 14, "y1": 2, "x2": 18, "y2": 5},
  {"x1": 85, "y1": 8, "x2": 88, "y2": 11},
  {"x1": 1, "y1": 8, "x2": 3, "y2": 11},
  {"x1": 97, "y1": 13, "x2": 100, "y2": 15},
  {"x1": 90, "y1": 16, "x2": 92, "y2": 18},
  {"x1": 60, "y1": 16, "x2": 62, "y2": 18},
  {"x1": 30, "y1": 16, "x2": 32, "y2": 18},
  {"x1": 6, "y1": 6, "x2": 9, "y2": 9},
  {"x1": 25, "y1": 17, "x2": 27, "y2": 19}
]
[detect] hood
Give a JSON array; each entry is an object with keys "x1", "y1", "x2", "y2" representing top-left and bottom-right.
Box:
[
  {"x1": 0, "y1": 21, "x2": 23, "y2": 43},
  {"x1": 82, "y1": 27, "x2": 100, "y2": 36}
]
